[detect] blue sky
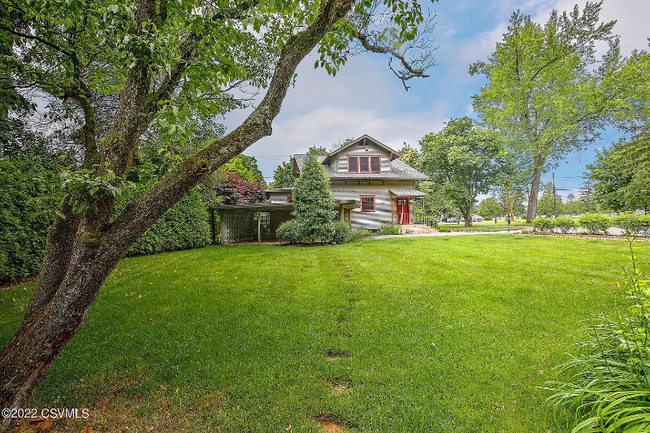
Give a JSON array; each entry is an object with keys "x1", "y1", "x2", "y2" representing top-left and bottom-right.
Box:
[{"x1": 223, "y1": 0, "x2": 649, "y2": 198}]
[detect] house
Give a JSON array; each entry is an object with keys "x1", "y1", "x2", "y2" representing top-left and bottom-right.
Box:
[{"x1": 213, "y1": 135, "x2": 428, "y2": 243}]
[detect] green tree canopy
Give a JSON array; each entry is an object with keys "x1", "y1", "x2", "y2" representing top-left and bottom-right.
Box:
[
  {"x1": 536, "y1": 181, "x2": 562, "y2": 217},
  {"x1": 420, "y1": 117, "x2": 507, "y2": 226},
  {"x1": 586, "y1": 135, "x2": 650, "y2": 211},
  {"x1": 477, "y1": 197, "x2": 505, "y2": 220},
  {"x1": 470, "y1": 1, "x2": 621, "y2": 222},
  {"x1": 272, "y1": 158, "x2": 294, "y2": 188},
  {"x1": 224, "y1": 154, "x2": 265, "y2": 184}
]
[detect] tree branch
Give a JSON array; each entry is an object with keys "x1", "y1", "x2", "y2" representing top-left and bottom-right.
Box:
[
  {"x1": 357, "y1": 33, "x2": 429, "y2": 90},
  {"x1": 106, "y1": 0, "x2": 354, "y2": 249},
  {"x1": 0, "y1": 25, "x2": 73, "y2": 57}
]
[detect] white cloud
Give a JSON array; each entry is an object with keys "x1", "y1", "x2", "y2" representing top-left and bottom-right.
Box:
[{"x1": 246, "y1": 104, "x2": 451, "y2": 179}]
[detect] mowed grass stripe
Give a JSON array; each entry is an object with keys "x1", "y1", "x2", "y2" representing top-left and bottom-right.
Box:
[{"x1": 0, "y1": 236, "x2": 646, "y2": 432}]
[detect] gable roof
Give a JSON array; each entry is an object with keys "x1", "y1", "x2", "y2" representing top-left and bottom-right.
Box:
[
  {"x1": 322, "y1": 135, "x2": 401, "y2": 165},
  {"x1": 292, "y1": 153, "x2": 428, "y2": 181}
]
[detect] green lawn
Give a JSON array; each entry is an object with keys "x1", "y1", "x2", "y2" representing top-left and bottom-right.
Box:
[{"x1": 1, "y1": 236, "x2": 648, "y2": 432}]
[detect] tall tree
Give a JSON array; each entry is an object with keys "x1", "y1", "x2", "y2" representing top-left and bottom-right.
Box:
[
  {"x1": 0, "y1": 0, "x2": 437, "y2": 424},
  {"x1": 586, "y1": 136, "x2": 650, "y2": 211},
  {"x1": 470, "y1": 1, "x2": 620, "y2": 222},
  {"x1": 419, "y1": 117, "x2": 506, "y2": 227},
  {"x1": 224, "y1": 154, "x2": 265, "y2": 184},
  {"x1": 477, "y1": 197, "x2": 505, "y2": 220},
  {"x1": 585, "y1": 140, "x2": 633, "y2": 212},
  {"x1": 271, "y1": 158, "x2": 294, "y2": 188},
  {"x1": 536, "y1": 181, "x2": 562, "y2": 216},
  {"x1": 290, "y1": 153, "x2": 336, "y2": 242}
]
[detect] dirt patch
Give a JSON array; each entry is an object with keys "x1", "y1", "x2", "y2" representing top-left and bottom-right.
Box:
[
  {"x1": 18, "y1": 372, "x2": 229, "y2": 433},
  {"x1": 314, "y1": 413, "x2": 352, "y2": 432},
  {"x1": 330, "y1": 331, "x2": 353, "y2": 339},
  {"x1": 324, "y1": 378, "x2": 354, "y2": 395},
  {"x1": 325, "y1": 349, "x2": 350, "y2": 360}
]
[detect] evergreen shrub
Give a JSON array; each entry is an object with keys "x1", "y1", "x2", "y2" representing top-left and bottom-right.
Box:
[{"x1": 578, "y1": 214, "x2": 611, "y2": 235}]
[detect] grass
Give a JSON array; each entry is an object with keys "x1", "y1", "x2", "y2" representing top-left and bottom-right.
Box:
[{"x1": 1, "y1": 236, "x2": 648, "y2": 432}]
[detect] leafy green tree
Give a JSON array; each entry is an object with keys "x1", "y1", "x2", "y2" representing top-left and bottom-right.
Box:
[
  {"x1": 307, "y1": 145, "x2": 330, "y2": 156},
  {"x1": 224, "y1": 154, "x2": 265, "y2": 184},
  {"x1": 470, "y1": 2, "x2": 621, "y2": 222},
  {"x1": 271, "y1": 158, "x2": 294, "y2": 188},
  {"x1": 536, "y1": 181, "x2": 562, "y2": 217},
  {"x1": 478, "y1": 197, "x2": 505, "y2": 220},
  {"x1": 586, "y1": 135, "x2": 650, "y2": 212},
  {"x1": 585, "y1": 140, "x2": 633, "y2": 211},
  {"x1": 578, "y1": 180, "x2": 600, "y2": 214},
  {"x1": 0, "y1": 0, "x2": 437, "y2": 418},
  {"x1": 420, "y1": 117, "x2": 506, "y2": 226}
]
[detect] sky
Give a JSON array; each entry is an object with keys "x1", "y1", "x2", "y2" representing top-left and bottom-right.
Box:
[{"x1": 222, "y1": 0, "x2": 650, "y2": 198}]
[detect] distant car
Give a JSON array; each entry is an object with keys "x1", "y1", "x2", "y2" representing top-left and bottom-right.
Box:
[{"x1": 472, "y1": 215, "x2": 485, "y2": 222}]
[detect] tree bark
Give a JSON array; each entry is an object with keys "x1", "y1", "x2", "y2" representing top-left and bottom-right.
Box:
[
  {"x1": 464, "y1": 205, "x2": 473, "y2": 227},
  {"x1": 526, "y1": 155, "x2": 546, "y2": 223},
  {"x1": 0, "y1": 1, "x2": 353, "y2": 430}
]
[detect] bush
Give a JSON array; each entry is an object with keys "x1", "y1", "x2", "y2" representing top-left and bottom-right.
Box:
[
  {"x1": 578, "y1": 214, "x2": 611, "y2": 235},
  {"x1": 614, "y1": 214, "x2": 650, "y2": 237},
  {"x1": 329, "y1": 220, "x2": 352, "y2": 244},
  {"x1": 0, "y1": 152, "x2": 62, "y2": 284},
  {"x1": 437, "y1": 227, "x2": 451, "y2": 233},
  {"x1": 378, "y1": 224, "x2": 400, "y2": 235},
  {"x1": 532, "y1": 217, "x2": 555, "y2": 233},
  {"x1": 545, "y1": 248, "x2": 650, "y2": 432},
  {"x1": 113, "y1": 183, "x2": 211, "y2": 256},
  {"x1": 276, "y1": 220, "x2": 301, "y2": 244},
  {"x1": 554, "y1": 217, "x2": 576, "y2": 234}
]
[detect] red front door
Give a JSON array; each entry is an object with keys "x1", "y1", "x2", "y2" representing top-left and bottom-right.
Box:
[{"x1": 397, "y1": 197, "x2": 409, "y2": 224}]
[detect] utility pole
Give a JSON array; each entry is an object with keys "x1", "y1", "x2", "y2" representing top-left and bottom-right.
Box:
[{"x1": 552, "y1": 172, "x2": 557, "y2": 218}]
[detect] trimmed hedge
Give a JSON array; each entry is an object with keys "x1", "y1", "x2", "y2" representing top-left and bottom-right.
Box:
[
  {"x1": 1, "y1": 156, "x2": 211, "y2": 284},
  {"x1": 113, "y1": 183, "x2": 211, "y2": 257},
  {"x1": 614, "y1": 214, "x2": 650, "y2": 237},
  {"x1": 532, "y1": 217, "x2": 555, "y2": 233},
  {"x1": 578, "y1": 214, "x2": 612, "y2": 235},
  {"x1": 554, "y1": 217, "x2": 576, "y2": 234},
  {"x1": 0, "y1": 152, "x2": 62, "y2": 284}
]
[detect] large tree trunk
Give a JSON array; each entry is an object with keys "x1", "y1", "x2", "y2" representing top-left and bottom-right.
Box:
[
  {"x1": 0, "y1": 1, "x2": 353, "y2": 430},
  {"x1": 463, "y1": 205, "x2": 473, "y2": 227},
  {"x1": 526, "y1": 155, "x2": 546, "y2": 223}
]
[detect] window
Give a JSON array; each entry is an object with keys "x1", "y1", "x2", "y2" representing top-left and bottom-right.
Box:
[
  {"x1": 348, "y1": 156, "x2": 381, "y2": 173},
  {"x1": 359, "y1": 156, "x2": 369, "y2": 172},
  {"x1": 370, "y1": 156, "x2": 380, "y2": 173},
  {"x1": 361, "y1": 196, "x2": 375, "y2": 212},
  {"x1": 348, "y1": 156, "x2": 358, "y2": 172}
]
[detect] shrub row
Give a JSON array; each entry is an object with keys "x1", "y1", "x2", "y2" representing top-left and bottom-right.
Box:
[
  {"x1": 276, "y1": 220, "x2": 351, "y2": 244},
  {"x1": 1, "y1": 153, "x2": 212, "y2": 284},
  {"x1": 531, "y1": 214, "x2": 650, "y2": 236},
  {"x1": 113, "y1": 183, "x2": 211, "y2": 257},
  {"x1": 0, "y1": 152, "x2": 62, "y2": 284}
]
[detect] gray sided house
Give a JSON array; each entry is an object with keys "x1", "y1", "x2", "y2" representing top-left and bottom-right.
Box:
[{"x1": 215, "y1": 135, "x2": 428, "y2": 243}]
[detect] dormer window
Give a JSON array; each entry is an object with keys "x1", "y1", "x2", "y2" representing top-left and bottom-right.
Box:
[{"x1": 348, "y1": 156, "x2": 380, "y2": 173}]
